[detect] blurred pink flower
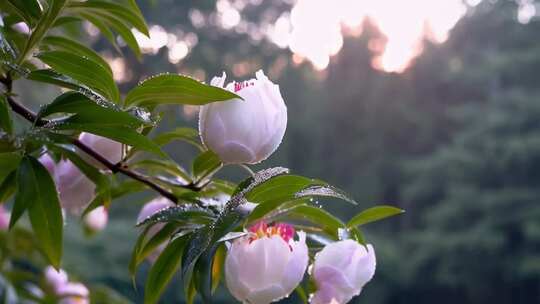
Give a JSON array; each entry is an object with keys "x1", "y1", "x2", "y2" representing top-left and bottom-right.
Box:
[
  {"x1": 44, "y1": 266, "x2": 89, "y2": 304},
  {"x1": 78, "y1": 133, "x2": 124, "y2": 169},
  {"x1": 0, "y1": 206, "x2": 10, "y2": 230},
  {"x1": 83, "y1": 206, "x2": 108, "y2": 233},
  {"x1": 37, "y1": 133, "x2": 122, "y2": 215},
  {"x1": 136, "y1": 197, "x2": 175, "y2": 262}
]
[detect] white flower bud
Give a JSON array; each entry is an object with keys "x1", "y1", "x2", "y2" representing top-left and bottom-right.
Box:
[
  {"x1": 199, "y1": 70, "x2": 287, "y2": 164},
  {"x1": 136, "y1": 197, "x2": 175, "y2": 262},
  {"x1": 309, "y1": 241, "x2": 376, "y2": 304},
  {"x1": 225, "y1": 222, "x2": 308, "y2": 304},
  {"x1": 83, "y1": 206, "x2": 108, "y2": 233}
]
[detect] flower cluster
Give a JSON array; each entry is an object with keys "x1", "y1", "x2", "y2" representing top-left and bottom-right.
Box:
[
  {"x1": 44, "y1": 266, "x2": 90, "y2": 304},
  {"x1": 223, "y1": 221, "x2": 376, "y2": 304},
  {"x1": 39, "y1": 132, "x2": 121, "y2": 233}
]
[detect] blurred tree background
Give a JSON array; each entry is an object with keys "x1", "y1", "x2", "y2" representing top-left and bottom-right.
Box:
[{"x1": 10, "y1": 0, "x2": 540, "y2": 303}]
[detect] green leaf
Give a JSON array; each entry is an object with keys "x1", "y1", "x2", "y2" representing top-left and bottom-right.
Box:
[
  {"x1": 288, "y1": 205, "x2": 345, "y2": 238},
  {"x1": 52, "y1": 123, "x2": 165, "y2": 157},
  {"x1": 153, "y1": 127, "x2": 203, "y2": 150},
  {"x1": 248, "y1": 198, "x2": 307, "y2": 223},
  {"x1": 78, "y1": 12, "x2": 122, "y2": 54},
  {"x1": 0, "y1": 135, "x2": 16, "y2": 153},
  {"x1": 99, "y1": 14, "x2": 142, "y2": 59},
  {"x1": 0, "y1": 29, "x2": 17, "y2": 61},
  {"x1": 347, "y1": 205, "x2": 405, "y2": 228},
  {"x1": 0, "y1": 171, "x2": 16, "y2": 203},
  {"x1": 144, "y1": 235, "x2": 189, "y2": 304},
  {"x1": 37, "y1": 91, "x2": 146, "y2": 127},
  {"x1": 36, "y1": 51, "x2": 120, "y2": 102},
  {"x1": 0, "y1": 96, "x2": 13, "y2": 134},
  {"x1": 294, "y1": 185, "x2": 357, "y2": 205},
  {"x1": 211, "y1": 244, "x2": 226, "y2": 293},
  {"x1": 295, "y1": 286, "x2": 308, "y2": 304},
  {"x1": 5, "y1": 0, "x2": 42, "y2": 27},
  {"x1": 27, "y1": 69, "x2": 114, "y2": 106},
  {"x1": 68, "y1": 0, "x2": 149, "y2": 36},
  {"x1": 19, "y1": 0, "x2": 66, "y2": 63},
  {"x1": 46, "y1": 141, "x2": 108, "y2": 188},
  {"x1": 244, "y1": 175, "x2": 320, "y2": 204},
  {"x1": 124, "y1": 74, "x2": 241, "y2": 107},
  {"x1": 27, "y1": 69, "x2": 81, "y2": 89},
  {"x1": 0, "y1": 152, "x2": 21, "y2": 184},
  {"x1": 192, "y1": 150, "x2": 222, "y2": 183},
  {"x1": 41, "y1": 36, "x2": 112, "y2": 75},
  {"x1": 185, "y1": 277, "x2": 197, "y2": 304},
  {"x1": 136, "y1": 205, "x2": 213, "y2": 227},
  {"x1": 11, "y1": 156, "x2": 63, "y2": 268},
  {"x1": 129, "y1": 223, "x2": 178, "y2": 278},
  {"x1": 131, "y1": 159, "x2": 191, "y2": 183},
  {"x1": 350, "y1": 227, "x2": 366, "y2": 245},
  {"x1": 181, "y1": 206, "x2": 245, "y2": 292},
  {"x1": 52, "y1": 16, "x2": 81, "y2": 28}
]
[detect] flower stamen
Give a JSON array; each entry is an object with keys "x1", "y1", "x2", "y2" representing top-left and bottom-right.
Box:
[{"x1": 248, "y1": 221, "x2": 295, "y2": 242}]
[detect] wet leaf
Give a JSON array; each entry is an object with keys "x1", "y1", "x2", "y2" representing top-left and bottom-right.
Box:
[
  {"x1": 124, "y1": 74, "x2": 241, "y2": 107},
  {"x1": 136, "y1": 205, "x2": 214, "y2": 227},
  {"x1": 144, "y1": 234, "x2": 189, "y2": 304},
  {"x1": 347, "y1": 205, "x2": 405, "y2": 228}
]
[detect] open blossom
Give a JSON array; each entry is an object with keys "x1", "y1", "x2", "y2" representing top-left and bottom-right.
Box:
[
  {"x1": 0, "y1": 206, "x2": 10, "y2": 230},
  {"x1": 199, "y1": 70, "x2": 287, "y2": 164},
  {"x1": 44, "y1": 266, "x2": 89, "y2": 304},
  {"x1": 136, "y1": 197, "x2": 175, "y2": 262},
  {"x1": 309, "y1": 240, "x2": 376, "y2": 304},
  {"x1": 83, "y1": 206, "x2": 108, "y2": 233},
  {"x1": 225, "y1": 222, "x2": 308, "y2": 304}
]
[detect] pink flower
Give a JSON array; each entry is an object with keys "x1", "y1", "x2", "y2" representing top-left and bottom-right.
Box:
[
  {"x1": 199, "y1": 70, "x2": 287, "y2": 164},
  {"x1": 54, "y1": 160, "x2": 96, "y2": 215},
  {"x1": 40, "y1": 154, "x2": 95, "y2": 214},
  {"x1": 44, "y1": 266, "x2": 89, "y2": 304},
  {"x1": 37, "y1": 133, "x2": 122, "y2": 215},
  {"x1": 136, "y1": 197, "x2": 175, "y2": 262},
  {"x1": 0, "y1": 206, "x2": 10, "y2": 230},
  {"x1": 78, "y1": 133, "x2": 123, "y2": 169},
  {"x1": 57, "y1": 282, "x2": 90, "y2": 304},
  {"x1": 309, "y1": 241, "x2": 376, "y2": 304},
  {"x1": 83, "y1": 206, "x2": 108, "y2": 233},
  {"x1": 44, "y1": 267, "x2": 69, "y2": 294},
  {"x1": 225, "y1": 222, "x2": 308, "y2": 304}
]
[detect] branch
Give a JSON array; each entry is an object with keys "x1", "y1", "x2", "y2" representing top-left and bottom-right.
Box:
[{"x1": 1, "y1": 78, "x2": 201, "y2": 203}]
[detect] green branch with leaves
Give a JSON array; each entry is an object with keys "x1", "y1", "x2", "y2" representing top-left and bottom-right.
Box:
[{"x1": 0, "y1": 1, "x2": 404, "y2": 303}]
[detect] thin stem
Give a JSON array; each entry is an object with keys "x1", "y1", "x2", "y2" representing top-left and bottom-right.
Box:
[{"x1": 1, "y1": 76, "x2": 201, "y2": 204}]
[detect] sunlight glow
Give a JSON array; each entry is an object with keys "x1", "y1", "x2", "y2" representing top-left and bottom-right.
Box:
[{"x1": 274, "y1": 0, "x2": 469, "y2": 72}]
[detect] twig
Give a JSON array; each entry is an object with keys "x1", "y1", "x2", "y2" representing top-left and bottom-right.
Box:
[{"x1": 1, "y1": 76, "x2": 201, "y2": 204}]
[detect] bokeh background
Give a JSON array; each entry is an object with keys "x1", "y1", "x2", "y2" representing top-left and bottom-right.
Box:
[{"x1": 13, "y1": 0, "x2": 540, "y2": 303}]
